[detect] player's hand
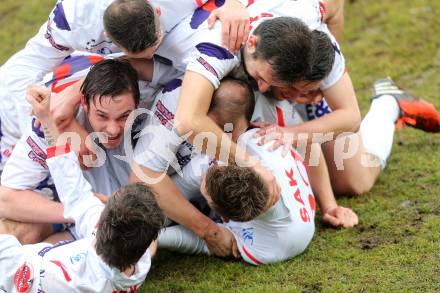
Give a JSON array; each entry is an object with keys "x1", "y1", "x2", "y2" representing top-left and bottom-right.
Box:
[
  {"x1": 204, "y1": 225, "x2": 240, "y2": 258},
  {"x1": 253, "y1": 123, "x2": 294, "y2": 157},
  {"x1": 26, "y1": 85, "x2": 52, "y2": 127},
  {"x1": 322, "y1": 206, "x2": 359, "y2": 228},
  {"x1": 207, "y1": 0, "x2": 250, "y2": 52},
  {"x1": 50, "y1": 82, "x2": 82, "y2": 130}
]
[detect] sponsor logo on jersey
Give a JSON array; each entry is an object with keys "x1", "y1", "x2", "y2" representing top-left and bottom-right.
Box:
[
  {"x1": 70, "y1": 252, "x2": 88, "y2": 264},
  {"x1": 154, "y1": 100, "x2": 175, "y2": 130},
  {"x1": 197, "y1": 56, "x2": 219, "y2": 78},
  {"x1": 14, "y1": 262, "x2": 34, "y2": 293},
  {"x1": 305, "y1": 100, "x2": 331, "y2": 120},
  {"x1": 242, "y1": 227, "x2": 254, "y2": 245}
]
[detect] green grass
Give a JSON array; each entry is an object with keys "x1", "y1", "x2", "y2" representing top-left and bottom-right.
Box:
[{"x1": 2, "y1": 0, "x2": 440, "y2": 292}]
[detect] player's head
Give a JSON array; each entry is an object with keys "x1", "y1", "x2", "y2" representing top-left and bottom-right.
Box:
[
  {"x1": 104, "y1": 0, "x2": 163, "y2": 59},
  {"x1": 95, "y1": 183, "x2": 165, "y2": 272},
  {"x1": 243, "y1": 17, "x2": 335, "y2": 93},
  {"x1": 208, "y1": 78, "x2": 255, "y2": 142},
  {"x1": 80, "y1": 58, "x2": 140, "y2": 149},
  {"x1": 201, "y1": 165, "x2": 270, "y2": 222}
]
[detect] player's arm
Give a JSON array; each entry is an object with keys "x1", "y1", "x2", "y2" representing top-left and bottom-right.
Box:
[
  {"x1": 0, "y1": 186, "x2": 68, "y2": 223},
  {"x1": 129, "y1": 164, "x2": 236, "y2": 257},
  {"x1": 307, "y1": 145, "x2": 358, "y2": 228},
  {"x1": 324, "y1": 0, "x2": 345, "y2": 42},
  {"x1": 27, "y1": 87, "x2": 104, "y2": 238},
  {"x1": 175, "y1": 72, "x2": 280, "y2": 203},
  {"x1": 286, "y1": 72, "x2": 360, "y2": 138}
]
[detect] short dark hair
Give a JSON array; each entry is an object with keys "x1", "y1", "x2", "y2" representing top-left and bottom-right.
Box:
[
  {"x1": 208, "y1": 78, "x2": 255, "y2": 125},
  {"x1": 205, "y1": 165, "x2": 269, "y2": 222},
  {"x1": 80, "y1": 58, "x2": 140, "y2": 107},
  {"x1": 104, "y1": 0, "x2": 159, "y2": 53},
  {"x1": 95, "y1": 183, "x2": 165, "y2": 271},
  {"x1": 252, "y1": 17, "x2": 334, "y2": 84}
]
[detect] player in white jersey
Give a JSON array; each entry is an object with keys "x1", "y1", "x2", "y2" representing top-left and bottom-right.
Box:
[
  {"x1": 0, "y1": 0, "x2": 251, "y2": 173},
  {"x1": 0, "y1": 93, "x2": 165, "y2": 291},
  {"x1": 128, "y1": 1, "x2": 348, "y2": 255},
  {"x1": 132, "y1": 76, "x2": 254, "y2": 258},
  {"x1": 0, "y1": 58, "x2": 153, "y2": 244},
  {"x1": 159, "y1": 129, "x2": 315, "y2": 265}
]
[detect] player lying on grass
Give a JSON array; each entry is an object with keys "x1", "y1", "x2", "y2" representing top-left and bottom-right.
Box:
[
  {"x1": 0, "y1": 88, "x2": 165, "y2": 292},
  {"x1": 0, "y1": 0, "x2": 250, "y2": 172},
  {"x1": 135, "y1": 75, "x2": 351, "y2": 261},
  {"x1": 0, "y1": 58, "x2": 149, "y2": 244},
  {"x1": 159, "y1": 128, "x2": 316, "y2": 265},
  {"x1": 253, "y1": 77, "x2": 440, "y2": 197}
]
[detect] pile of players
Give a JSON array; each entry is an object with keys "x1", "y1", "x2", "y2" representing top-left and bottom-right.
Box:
[{"x1": 1, "y1": 0, "x2": 439, "y2": 291}]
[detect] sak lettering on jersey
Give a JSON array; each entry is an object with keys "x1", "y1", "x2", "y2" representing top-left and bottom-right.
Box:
[{"x1": 284, "y1": 149, "x2": 314, "y2": 222}]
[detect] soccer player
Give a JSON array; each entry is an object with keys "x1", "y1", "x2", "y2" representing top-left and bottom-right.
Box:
[
  {"x1": 0, "y1": 90, "x2": 165, "y2": 291},
  {"x1": 0, "y1": 0, "x2": 250, "y2": 172},
  {"x1": 0, "y1": 58, "x2": 145, "y2": 243},
  {"x1": 131, "y1": 76, "x2": 255, "y2": 258},
  {"x1": 253, "y1": 77, "x2": 440, "y2": 197},
  {"x1": 159, "y1": 128, "x2": 316, "y2": 265}
]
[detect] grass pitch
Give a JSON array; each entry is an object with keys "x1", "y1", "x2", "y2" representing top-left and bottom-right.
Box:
[{"x1": 1, "y1": 0, "x2": 439, "y2": 291}]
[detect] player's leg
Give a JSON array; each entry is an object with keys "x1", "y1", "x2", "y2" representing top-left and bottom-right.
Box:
[
  {"x1": 322, "y1": 133, "x2": 382, "y2": 196},
  {"x1": 158, "y1": 225, "x2": 209, "y2": 254},
  {"x1": 0, "y1": 218, "x2": 53, "y2": 244},
  {"x1": 323, "y1": 78, "x2": 440, "y2": 196}
]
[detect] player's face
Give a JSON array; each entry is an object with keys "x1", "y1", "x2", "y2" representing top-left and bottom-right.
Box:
[
  {"x1": 86, "y1": 93, "x2": 136, "y2": 149},
  {"x1": 271, "y1": 80, "x2": 323, "y2": 104},
  {"x1": 245, "y1": 57, "x2": 289, "y2": 93}
]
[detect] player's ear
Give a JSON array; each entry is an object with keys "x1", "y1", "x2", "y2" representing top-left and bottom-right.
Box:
[
  {"x1": 246, "y1": 35, "x2": 258, "y2": 54},
  {"x1": 80, "y1": 95, "x2": 88, "y2": 113},
  {"x1": 220, "y1": 215, "x2": 230, "y2": 223},
  {"x1": 155, "y1": 6, "x2": 161, "y2": 17}
]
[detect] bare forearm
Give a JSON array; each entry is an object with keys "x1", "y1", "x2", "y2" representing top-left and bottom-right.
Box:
[
  {"x1": 0, "y1": 189, "x2": 68, "y2": 223},
  {"x1": 307, "y1": 147, "x2": 337, "y2": 213},
  {"x1": 129, "y1": 166, "x2": 217, "y2": 238}
]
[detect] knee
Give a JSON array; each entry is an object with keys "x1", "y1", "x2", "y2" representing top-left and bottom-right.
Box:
[{"x1": 334, "y1": 176, "x2": 375, "y2": 197}]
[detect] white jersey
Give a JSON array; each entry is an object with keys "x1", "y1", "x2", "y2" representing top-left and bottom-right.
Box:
[
  {"x1": 251, "y1": 91, "x2": 333, "y2": 126},
  {"x1": 0, "y1": 107, "x2": 141, "y2": 197},
  {"x1": 0, "y1": 151, "x2": 151, "y2": 292},
  {"x1": 133, "y1": 76, "x2": 197, "y2": 176},
  {"x1": 0, "y1": 0, "x2": 207, "y2": 166},
  {"x1": 159, "y1": 129, "x2": 316, "y2": 265},
  {"x1": 155, "y1": 0, "x2": 344, "y2": 90}
]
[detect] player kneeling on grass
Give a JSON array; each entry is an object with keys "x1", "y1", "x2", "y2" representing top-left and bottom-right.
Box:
[
  {"x1": 159, "y1": 128, "x2": 315, "y2": 265},
  {"x1": 0, "y1": 91, "x2": 165, "y2": 291}
]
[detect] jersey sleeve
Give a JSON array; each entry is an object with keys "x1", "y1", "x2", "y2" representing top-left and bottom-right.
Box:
[
  {"x1": 0, "y1": 122, "x2": 49, "y2": 191},
  {"x1": 133, "y1": 79, "x2": 186, "y2": 174},
  {"x1": 46, "y1": 149, "x2": 104, "y2": 238}
]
